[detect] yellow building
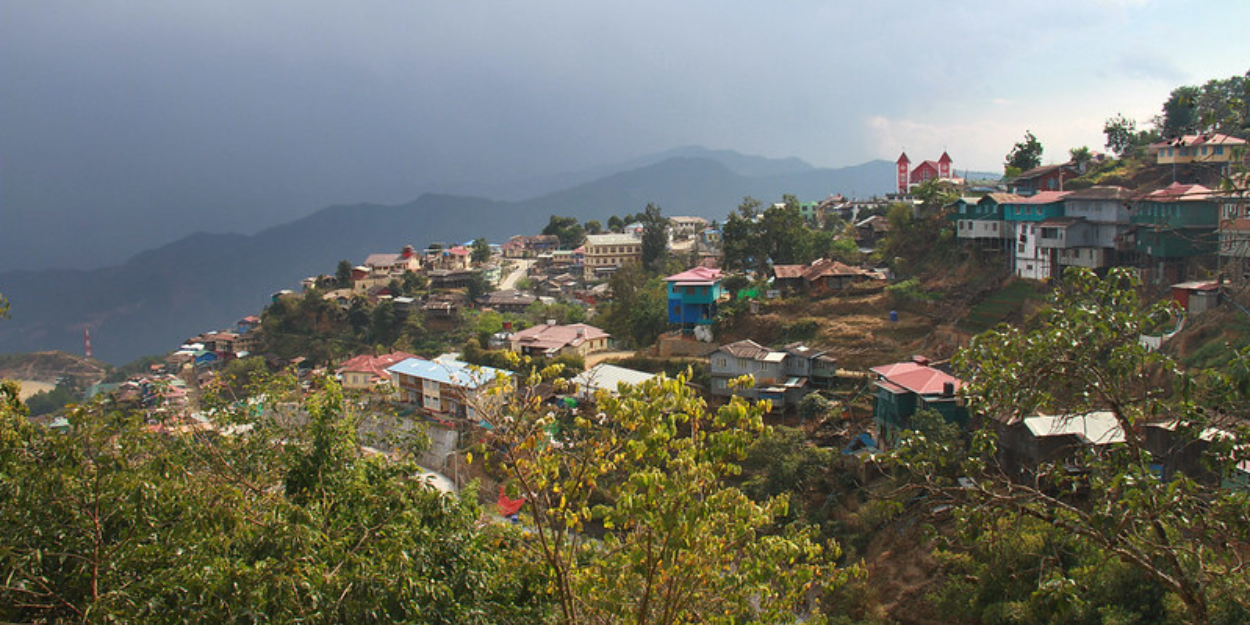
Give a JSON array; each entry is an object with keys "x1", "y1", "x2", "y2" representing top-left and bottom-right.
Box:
[
  {"x1": 1150, "y1": 133, "x2": 1245, "y2": 166},
  {"x1": 583, "y1": 233, "x2": 642, "y2": 279}
]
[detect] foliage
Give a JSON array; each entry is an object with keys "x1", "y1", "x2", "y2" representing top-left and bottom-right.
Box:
[
  {"x1": 543, "y1": 215, "x2": 586, "y2": 249},
  {"x1": 640, "y1": 202, "x2": 670, "y2": 273},
  {"x1": 797, "y1": 393, "x2": 833, "y2": 423},
  {"x1": 884, "y1": 278, "x2": 936, "y2": 304},
  {"x1": 261, "y1": 291, "x2": 358, "y2": 363},
  {"x1": 0, "y1": 375, "x2": 549, "y2": 623},
  {"x1": 474, "y1": 367, "x2": 845, "y2": 624},
  {"x1": 720, "y1": 195, "x2": 822, "y2": 273},
  {"x1": 465, "y1": 271, "x2": 492, "y2": 301},
  {"x1": 1104, "y1": 113, "x2": 1141, "y2": 157},
  {"x1": 597, "y1": 264, "x2": 669, "y2": 348},
  {"x1": 526, "y1": 300, "x2": 586, "y2": 326},
  {"x1": 335, "y1": 259, "x2": 354, "y2": 288},
  {"x1": 471, "y1": 237, "x2": 492, "y2": 265},
  {"x1": 22, "y1": 377, "x2": 82, "y2": 417},
  {"x1": 1153, "y1": 72, "x2": 1250, "y2": 139},
  {"x1": 1005, "y1": 130, "x2": 1043, "y2": 174},
  {"x1": 898, "y1": 267, "x2": 1250, "y2": 625},
  {"x1": 1069, "y1": 146, "x2": 1092, "y2": 167},
  {"x1": 583, "y1": 219, "x2": 603, "y2": 235}
]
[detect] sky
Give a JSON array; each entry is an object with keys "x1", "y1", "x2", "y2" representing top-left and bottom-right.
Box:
[{"x1": 3, "y1": 0, "x2": 1249, "y2": 270}]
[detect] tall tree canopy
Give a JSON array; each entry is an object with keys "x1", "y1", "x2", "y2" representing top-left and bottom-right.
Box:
[{"x1": 1005, "y1": 130, "x2": 1043, "y2": 175}]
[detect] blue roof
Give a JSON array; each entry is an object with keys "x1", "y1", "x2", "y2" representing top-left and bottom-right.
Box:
[{"x1": 386, "y1": 356, "x2": 511, "y2": 390}]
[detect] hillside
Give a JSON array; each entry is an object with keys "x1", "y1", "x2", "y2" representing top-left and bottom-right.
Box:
[{"x1": 0, "y1": 155, "x2": 897, "y2": 363}]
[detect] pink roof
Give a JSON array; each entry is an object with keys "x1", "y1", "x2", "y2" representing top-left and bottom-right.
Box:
[
  {"x1": 1011, "y1": 191, "x2": 1070, "y2": 205},
  {"x1": 664, "y1": 266, "x2": 723, "y2": 285},
  {"x1": 447, "y1": 246, "x2": 470, "y2": 256},
  {"x1": 1151, "y1": 133, "x2": 1246, "y2": 148},
  {"x1": 512, "y1": 323, "x2": 609, "y2": 352},
  {"x1": 1143, "y1": 182, "x2": 1213, "y2": 202},
  {"x1": 871, "y1": 361, "x2": 963, "y2": 396}
]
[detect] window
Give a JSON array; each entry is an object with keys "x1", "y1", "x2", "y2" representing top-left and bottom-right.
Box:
[
  {"x1": 1018, "y1": 243, "x2": 1025, "y2": 253},
  {"x1": 1215, "y1": 146, "x2": 1225, "y2": 156}
]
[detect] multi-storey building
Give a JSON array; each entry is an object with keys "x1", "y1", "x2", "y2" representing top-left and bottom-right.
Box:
[
  {"x1": 664, "y1": 267, "x2": 724, "y2": 326},
  {"x1": 1132, "y1": 183, "x2": 1219, "y2": 285},
  {"x1": 953, "y1": 193, "x2": 1018, "y2": 252},
  {"x1": 582, "y1": 232, "x2": 642, "y2": 280},
  {"x1": 1002, "y1": 191, "x2": 1069, "y2": 280}
]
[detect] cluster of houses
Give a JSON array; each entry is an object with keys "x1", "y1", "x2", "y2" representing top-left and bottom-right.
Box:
[{"x1": 952, "y1": 134, "x2": 1250, "y2": 287}]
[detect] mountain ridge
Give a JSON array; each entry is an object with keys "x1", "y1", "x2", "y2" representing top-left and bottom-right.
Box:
[{"x1": 0, "y1": 153, "x2": 897, "y2": 363}]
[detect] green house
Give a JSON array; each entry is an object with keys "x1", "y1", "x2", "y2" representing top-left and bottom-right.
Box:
[
  {"x1": 1133, "y1": 183, "x2": 1219, "y2": 258},
  {"x1": 870, "y1": 357, "x2": 968, "y2": 445}
]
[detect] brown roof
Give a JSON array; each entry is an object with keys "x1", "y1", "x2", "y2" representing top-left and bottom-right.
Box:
[
  {"x1": 1012, "y1": 163, "x2": 1077, "y2": 181},
  {"x1": 772, "y1": 265, "x2": 806, "y2": 279}
]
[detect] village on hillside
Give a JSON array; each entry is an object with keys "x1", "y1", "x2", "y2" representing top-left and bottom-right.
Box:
[
  {"x1": 26, "y1": 126, "x2": 1242, "y2": 487},
  {"x1": 8, "y1": 71, "x2": 1250, "y2": 623}
]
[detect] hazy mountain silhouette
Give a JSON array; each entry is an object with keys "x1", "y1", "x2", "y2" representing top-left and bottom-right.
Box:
[{"x1": 0, "y1": 152, "x2": 897, "y2": 363}]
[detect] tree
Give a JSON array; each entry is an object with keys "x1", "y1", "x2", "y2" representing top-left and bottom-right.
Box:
[
  {"x1": 900, "y1": 267, "x2": 1250, "y2": 624},
  {"x1": 471, "y1": 237, "x2": 492, "y2": 265},
  {"x1": 0, "y1": 373, "x2": 548, "y2": 623},
  {"x1": 583, "y1": 219, "x2": 603, "y2": 235},
  {"x1": 1157, "y1": 85, "x2": 1201, "y2": 138},
  {"x1": 721, "y1": 197, "x2": 761, "y2": 272},
  {"x1": 542, "y1": 215, "x2": 585, "y2": 250},
  {"x1": 1005, "y1": 130, "x2": 1043, "y2": 174},
  {"x1": 640, "y1": 202, "x2": 669, "y2": 272},
  {"x1": 465, "y1": 271, "x2": 492, "y2": 301},
  {"x1": 1104, "y1": 113, "x2": 1140, "y2": 157},
  {"x1": 607, "y1": 215, "x2": 625, "y2": 233},
  {"x1": 369, "y1": 300, "x2": 402, "y2": 347},
  {"x1": 473, "y1": 367, "x2": 843, "y2": 624},
  {"x1": 1069, "y1": 145, "x2": 1092, "y2": 168},
  {"x1": 335, "y1": 259, "x2": 354, "y2": 288}
]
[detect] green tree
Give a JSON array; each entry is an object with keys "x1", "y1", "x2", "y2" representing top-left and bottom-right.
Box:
[
  {"x1": 903, "y1": 267, "x2": 1250, "y2": 625},
  {"x1": 474, "y1": 368, "x2": 843, "y2": 624},
  {"x1": 542, "y1": 215, "x2": 586, "y2": 249},
  {"x1": 335, "y1": 259, "x2": 354, "y2": 288},
  {"x1": 759, "y1": 195, "x2": 816, "y2": 265},
  {"x1": 471, "y1": 237, "x2": 492, "y2": 265},
  {"x1": 1104, "y1": 113, "x2": 1140, "y2": 157},
  {"x1": 0, "y1": 373, "x2": 548, "y2": 623},
  {"x1": 721, "y1": 197, "x2": 761, "y2": 272},
  {"x1": 465, "y1": 271, "x2": 492, "y2": 301},
  {"x1": 1157, "y1": 85, "x2": 1201, "y2": 138},
  {"x1": 640, "y1": 202, "x2": 669, "y2": 272},
  {"x1": 369, "y1": 300, "x2": 399, "y2": 346},
  {"x1": 607, "y1": 215, "x2": 625, "y2": 233},
  {"x1": 1005, "y1": 130, "x2": 1043, "y2": 174},
  {"x1": 1069, "y1": 145, "x2": 1092, "y2": 168},
  {"x1": 584, "y1": 219, "x2": 603, "y2": 235}
]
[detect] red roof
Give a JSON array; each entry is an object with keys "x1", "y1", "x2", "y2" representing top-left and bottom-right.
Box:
[{"x1": 870, "y1": 360, "x2": 963, "y2": 396}]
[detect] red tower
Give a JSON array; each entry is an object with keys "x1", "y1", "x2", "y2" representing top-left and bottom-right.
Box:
[
  {"x1": 938, "y1": 151, "x2": 953, "y2": 180},
  {"x1": 896, "y1": 152, "x2": 911, "y2": 193},
  {"x1": 84, "y1": 326, "x2": 93, "y2": 360}
]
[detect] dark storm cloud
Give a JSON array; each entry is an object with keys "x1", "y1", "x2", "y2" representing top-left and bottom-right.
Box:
[{"x1": 3, "y1": 1, "x2": 1247, "y2": 270}]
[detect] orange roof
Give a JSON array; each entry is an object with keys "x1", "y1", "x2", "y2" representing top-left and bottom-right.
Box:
[{"x1": 337, "y1": 351, "x2": 422, "y2": 379}]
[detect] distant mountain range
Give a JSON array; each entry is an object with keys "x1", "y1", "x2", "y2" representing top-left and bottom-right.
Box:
[{"x1": 0, "y1": 149, "x2": 900, "y2": 363}]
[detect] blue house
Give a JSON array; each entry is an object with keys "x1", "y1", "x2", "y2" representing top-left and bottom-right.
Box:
[{"x1": 664, "y1": 267, "x2": 725, "y2": 326}]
